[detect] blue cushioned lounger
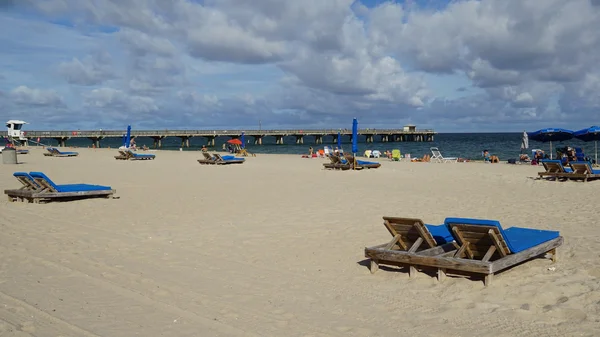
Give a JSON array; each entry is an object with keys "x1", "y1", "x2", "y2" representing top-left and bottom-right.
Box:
[
  {"x1": 127, "y1": 149, "x2": 155, "y2": 160},
  {"x1": 45, "y1": 147, "x2": 79, "y2": 157},
  {"x1": 444, "y1": 217, "x2": 559, "y2": 253},
  {"x1": 29, "y1": 172, "x2": 111, "y2": 192},
  {"x1": 5, "y1": 172, "x2": 115, "y2": 203}
]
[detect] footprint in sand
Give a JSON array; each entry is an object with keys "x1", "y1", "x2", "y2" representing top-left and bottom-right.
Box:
[{"x1": 17, "y1": 321, "x2": 35, "y2": 333}]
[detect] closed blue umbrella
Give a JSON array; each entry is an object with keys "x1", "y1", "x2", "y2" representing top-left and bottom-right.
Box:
[
  {"x1": 241, "y1": 132, "x2": 245, "y2": 149},
  {"x1": 125, "y1": 125, "x2": 131, "y2": 149},
  {"x1": 527, "y1": 128, "x2": 573, "y2": 159},
  {"x1": 352, "y1": 118, "x2": 358, "y2": 154},
  {"x1": 352, "y1": 118, "x2": 358, "y2": 169},
  {"x1": 337, "y1": 131, "x2": 341, "y2": 151},
  {"x1": 574, "y1": 126, "x2": 600, "y2": 164}
]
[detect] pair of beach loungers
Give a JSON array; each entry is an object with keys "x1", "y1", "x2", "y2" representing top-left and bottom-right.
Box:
[
  {"x1": 365, "y1": 217, "x2": 562, "y2": 286},
  {"x1": 115, "y1": 149, "x2": 156, "y2": 160},
  {"x1": 5, "y1": 172, "x2": 115, "y2": 203},
  {"x1": 323, "y1": 155, "x2": 381, "y2": 170},
  {"x1": 538, "y1": 160, "x2": 600, "y2": 182},
  {"x1": 198, "y1": 152, "x2": 245, "y2": 165},
  {"x1": 44, "y1": 147, "x2": 79, "y2": 157}
]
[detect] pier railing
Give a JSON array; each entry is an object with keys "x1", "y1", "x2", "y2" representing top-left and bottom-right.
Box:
[
  {"x1": 0, "y1": 128, "x2": 436, "y2": 137},
  {"x1": 1, "y1": 128, "x2": 436, "y2": 147}
]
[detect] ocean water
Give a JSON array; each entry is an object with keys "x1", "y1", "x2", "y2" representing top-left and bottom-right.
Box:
[{"x1": 33, "y1": 133, "x2": 595, "y2": 161}]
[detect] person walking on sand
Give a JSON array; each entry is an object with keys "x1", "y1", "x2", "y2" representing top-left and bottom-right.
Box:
[{"x1": 309, "y1": 146, "x2": 313, "y2": 156}]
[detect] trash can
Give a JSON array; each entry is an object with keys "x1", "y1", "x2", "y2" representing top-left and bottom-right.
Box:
[{"x1": 2, "y1": 147, "x2": 17, "y2": 164}]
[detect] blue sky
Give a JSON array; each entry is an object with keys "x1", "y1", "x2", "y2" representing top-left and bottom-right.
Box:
[{"x1": 0, "y1": 0, "x2": 599, "y2": 132}]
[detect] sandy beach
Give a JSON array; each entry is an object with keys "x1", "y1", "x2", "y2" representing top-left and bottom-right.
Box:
[{"x1": 0, "y1": 147, "x2": 598, "y2": 337}]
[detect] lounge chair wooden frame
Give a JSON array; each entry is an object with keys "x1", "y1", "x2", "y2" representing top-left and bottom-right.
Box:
[
  {"x1": 322, "y1": 155, "x2": 352, "y2": 170},
  {"x1": 566, "y1": 162, "x2": 600, "y2": 182},
  {"x1": 365, "y1": 222, "x2": 562, "y2": 286},
  {"x1": 4, "y1": 176, "x2": 115, "y2": 204},
  {"x1": 366, "y1": 217, "x2": 449, "y2": 278},
  {"x1": 44, "y1": 148, "x2": 79, "y2": 157},
  {"x1": 198, "y1": 152, "x2": 218, "y2": 165},
  {"x1": 114, "y1": 150, "x2": 132, "y2": 160},
  {"x1": 537, "y1": 161, "x2": 571, "y2": 180}
]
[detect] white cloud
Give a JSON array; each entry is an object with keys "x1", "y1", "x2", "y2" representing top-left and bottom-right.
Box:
[
  {"x1": 10, "y1": 85, "x2": 64, "y2": 106},
  {"x1": 83, "y1": 87, "x2": 157, "y2": 113}
]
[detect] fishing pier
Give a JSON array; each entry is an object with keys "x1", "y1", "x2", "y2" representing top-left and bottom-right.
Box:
[{"x1": 2, "y1": 125, "x2": 436, "y2": 148}]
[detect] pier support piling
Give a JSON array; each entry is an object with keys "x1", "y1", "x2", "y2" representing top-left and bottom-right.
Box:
[
  {"x1": 295, "y1": 135, "x2": 304, "y2": 144},
  {"x1": 151, "y1": 136, "x2": 165, "y2": 149},
  {"x1": 204, "y1": 136, "x2": 215, "y2": 147},
  {"x1": 314, "y1": 135, "x2": 323, "y2": 144},
  {"x1": 88, "y1": 137, "x2": 103, "y2": 148},
  {"x1": 179, "y1": 136, "x2": 191, "y2": 148},
  {"x1": 275, "y1": 135, "x2": 284, "y2": 145},
  {"x1": 253, "y1": 136, "x2": 263, "y2": 145},
  {"x1": 54, "y1": 137, "x2": 68, "y2": 147}
]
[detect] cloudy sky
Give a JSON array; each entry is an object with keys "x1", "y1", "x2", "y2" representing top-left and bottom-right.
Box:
[{"x1": 0, "y1": 0, "x2": 599, "y2": 131}]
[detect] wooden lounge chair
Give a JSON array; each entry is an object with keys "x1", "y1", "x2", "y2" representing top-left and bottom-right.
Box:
[
  {"x1": 213, "y1": 153, "x2": 245, "y2": 164},
  {"x1": 5, "y1": 171, "x2": 115, "y2": 203},
  {"x1": 566, "y1": 161, "x2": 600, "y2": 182},
  {"x1": 365, "y1": 217, "x2": 456, "y2": 278},
  {"x1": 114, "y1": 150, "x2": 132, "y2": 160},
  {"x1": 198, "y1": 152, "x2": 218, "y2": 165},
  {"x1": 44, "y1": 147, "x2": 79, "y2": 157},
  {"x1": 442, "y1": 218, "x2": 563, "y2": 285},
  {"x1": 322, "y1": 155, "x2": 352, "y2": 170},
  {"x1": 538, "y1": 160, "x2": 572, "y2": 180},
  {"x1": 126, "y1": 149, "x2": 155, "y2": 160}
]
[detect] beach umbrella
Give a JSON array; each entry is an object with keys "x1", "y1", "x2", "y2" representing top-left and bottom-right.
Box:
[
  {"x1": 527, "y1": 128, "x2": 573, "y2": 159},
  {"x1": 520, "y1": 131, "x2": 528, "y2": 153},
  {"x1": 227, "y1": 138, "x2": 242, "y2": 145},
  {"x1": 241, "y1": 132, "x2": 245, "y2": 149},
  {"x1": 574, "y1": 126, "x2": 600, "y2": 164},
  {"x1": 352, "y1": 118, "x2": 358, "y2": 169},
  {"x1": 337, "y1": 131, "x2": 342, "y2": 151},
  {"x1": 125, "y1": 125, "x2": 131, "y2": 148}
]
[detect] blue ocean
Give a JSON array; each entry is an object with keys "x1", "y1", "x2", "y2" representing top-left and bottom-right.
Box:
[{"x1": 34, "y1": 133, "x2": 593, "y2": 161}]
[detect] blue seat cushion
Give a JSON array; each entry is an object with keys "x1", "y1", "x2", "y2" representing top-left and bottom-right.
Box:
[
  {"x1": 57, "y1": 151, "x2": 78, "y2": 155},
  {"x1": 503, "y1": 227, "x2": 560, "y2": 253},
  {"x1": 444, "y1": 217, "x2": 559, "y2": 253},
  {"x1": 357, "y1": 160, "x2": 379, "y2": 165},
  {"x1": 55, "y1": 184, "x2": 112, "y2": 192},
  {"x1": 424, "y1": 224, "x2": 454, "y2": 245},
  {"x1": 132, "y1": 153, "x2": 155, "y2": 158}
]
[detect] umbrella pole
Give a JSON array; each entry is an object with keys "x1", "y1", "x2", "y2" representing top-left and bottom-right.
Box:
[{"x1": 550, "y1": 141, "x2": 553, "y2": 160}]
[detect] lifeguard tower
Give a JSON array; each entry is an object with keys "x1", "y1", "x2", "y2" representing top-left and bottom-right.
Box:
[{"x1": 6, "y1": 120, "x2": 28, "y2": 145}]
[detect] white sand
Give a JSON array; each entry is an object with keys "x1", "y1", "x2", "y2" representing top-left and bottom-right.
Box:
[{"x1": 0, "y1": 147, "x2": 598, "y2": 337}]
